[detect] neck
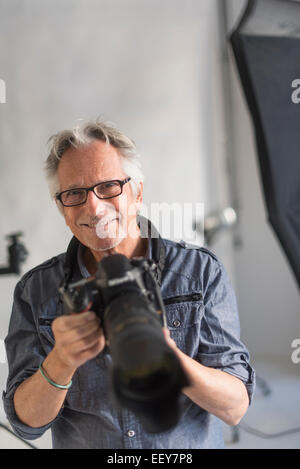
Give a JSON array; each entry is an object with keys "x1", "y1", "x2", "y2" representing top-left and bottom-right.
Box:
[{"x1": 83, "y1": 232, "x2": 148, "y2": 276}]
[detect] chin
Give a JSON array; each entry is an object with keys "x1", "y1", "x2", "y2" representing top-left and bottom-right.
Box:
[{"x1": 83, "y1": 236, "x2": 125, "y2": 253}]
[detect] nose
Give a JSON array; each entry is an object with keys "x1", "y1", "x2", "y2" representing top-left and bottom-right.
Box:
[{"x1": 84, "y1": 190, "x2": 106, "y2": 216}]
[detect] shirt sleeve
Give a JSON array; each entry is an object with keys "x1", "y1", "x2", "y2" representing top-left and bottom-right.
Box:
[
  {"x1": 197, "y1": 255, "x2": 255, "y2": 404},
  {"x1": 2, "y1": 279, "x2": 60, "y2": 441}
]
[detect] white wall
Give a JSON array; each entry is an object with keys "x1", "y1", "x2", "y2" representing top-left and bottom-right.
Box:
[{"x1": 0, "y1": 0, "x2": 228, "y2": 448}]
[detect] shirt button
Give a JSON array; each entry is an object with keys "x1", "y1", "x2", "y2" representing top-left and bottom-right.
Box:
[
  {"x1": 127, "y1": 430, "x2": 135, "y2": 438},
  {"x1": 173, "y1": 320, "x2": 181, "y2": 328}
]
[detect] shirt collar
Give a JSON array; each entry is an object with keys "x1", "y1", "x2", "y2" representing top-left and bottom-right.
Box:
[
  {"x1": 77, "y1": 237, "x2": 153, "y2": 279},
  {"x1": 64, "y1": 216, "x2": 165, "y2": 287}
]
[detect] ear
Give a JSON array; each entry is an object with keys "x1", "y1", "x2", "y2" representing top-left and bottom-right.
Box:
[
  {"x1": 136, "y1": 182, "x2": 143, "y2": 202},
  {"x1": 135, "y1": 182, "x2": 143, "y2": 212}
]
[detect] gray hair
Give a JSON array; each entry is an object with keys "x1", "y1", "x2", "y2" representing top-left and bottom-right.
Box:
[{"x1": 44, "y1": 118, "x2": 144, "y2": 207}]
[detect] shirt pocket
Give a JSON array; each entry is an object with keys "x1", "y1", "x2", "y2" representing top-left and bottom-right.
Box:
[
  {"x1": 37, "y1": 297, "x2": 61, "y2": 346},
  {"x1": 38, "y1": 317, "x2": 56, "y2": 352},
  {"x1": 163, "y1": 293, "x2": 204, "y2": 357}
]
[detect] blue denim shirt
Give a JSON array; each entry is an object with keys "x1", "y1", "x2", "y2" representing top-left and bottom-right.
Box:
[{"x1": 2, "y1": 219, "x2": 255, "y2": 449}]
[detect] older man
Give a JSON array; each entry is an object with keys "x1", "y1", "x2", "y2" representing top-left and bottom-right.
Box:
[{"x1": 3, "y1": 119, "x2": 255, "y2": 449}]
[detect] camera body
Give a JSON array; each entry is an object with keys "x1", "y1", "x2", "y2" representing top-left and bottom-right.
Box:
[{"x1": 60, "y1": 253, "x2": 187, "y2": 433}]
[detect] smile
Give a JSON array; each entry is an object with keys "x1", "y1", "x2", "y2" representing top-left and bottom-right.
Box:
[{"x1": 81, "y1": 218, "x2": 118, "y2": 228}]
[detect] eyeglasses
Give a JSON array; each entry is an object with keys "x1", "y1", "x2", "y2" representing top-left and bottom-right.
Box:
[{"x1": 56, "y1": 177, "x2": 131, "y2": 207}]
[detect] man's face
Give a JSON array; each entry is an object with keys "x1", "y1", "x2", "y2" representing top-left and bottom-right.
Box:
[{"x1": 57, "y1": 140, "x2": 142, "y2": 253}]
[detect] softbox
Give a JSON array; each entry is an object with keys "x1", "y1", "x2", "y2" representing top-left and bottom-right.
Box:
[{"x1": 230, "y1": 0, "x2": 300, "y2": 290}]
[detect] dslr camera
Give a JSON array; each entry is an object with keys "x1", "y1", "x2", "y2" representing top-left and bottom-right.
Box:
[{"x1": 60, "y1": 253, "x2": 187, "y2": 433}]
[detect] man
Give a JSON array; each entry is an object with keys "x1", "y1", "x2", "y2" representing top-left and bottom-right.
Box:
[{"x1": 3, "y1": 119, "x2": 255, "y2": 449}]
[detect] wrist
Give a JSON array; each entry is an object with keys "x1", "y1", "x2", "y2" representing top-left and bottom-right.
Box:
[
  {"x1": 43, "y1": 348, "x2": 77, "y2": 384},
  {"x1": 39, "y1": 361, "x2": 73, "y2": 390}
]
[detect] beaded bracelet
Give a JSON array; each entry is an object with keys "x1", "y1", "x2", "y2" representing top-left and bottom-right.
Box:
[{"x1": 39, "y1": 362, "x2": 72, "y2": 390}]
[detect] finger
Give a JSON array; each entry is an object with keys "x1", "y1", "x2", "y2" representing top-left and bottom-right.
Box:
[
  {"x1": 53, "y1": 311, "x2": 97, "y2": 332},
  {"x1": 62, "y1": 318, "x2": 101, "y2": 345},
  {"x1": 162, "y1": 327, "x2": 177, "y2": 349},
  {"x1": 73, "y1": 337, "x2": 106, "y2": 363},
  {"x1": 69, "y1": 328, "x2": 105, "y2": 355}
]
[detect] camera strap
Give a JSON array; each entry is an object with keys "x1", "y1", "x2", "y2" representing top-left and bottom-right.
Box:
[
  {"x1": 62, "y1": 235, "x2": 81, "y2": 288},
  {"x1": 137, "y1": 215, "x2": 166, "y2": 287}
]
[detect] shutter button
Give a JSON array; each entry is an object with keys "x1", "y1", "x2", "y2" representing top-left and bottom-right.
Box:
[
  {"x1": 127, "y1": 430, "x2": 135, "y2": 437},
  {"x1": 173, "y1": 320, "x2": 181, "y2": 328}
]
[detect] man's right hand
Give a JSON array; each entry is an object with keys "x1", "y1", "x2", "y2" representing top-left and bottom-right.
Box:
[
  {"x1": 14, "y1": 311, "x2": 106, "y2": 428},
  {"x1": 51, "y1": 311, "x2": 106, "y2": 371}
]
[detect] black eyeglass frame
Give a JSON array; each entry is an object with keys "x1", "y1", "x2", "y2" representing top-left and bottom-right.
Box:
[{"x1": 56, "y1": 177, "x2": 132, "y2": 207}]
